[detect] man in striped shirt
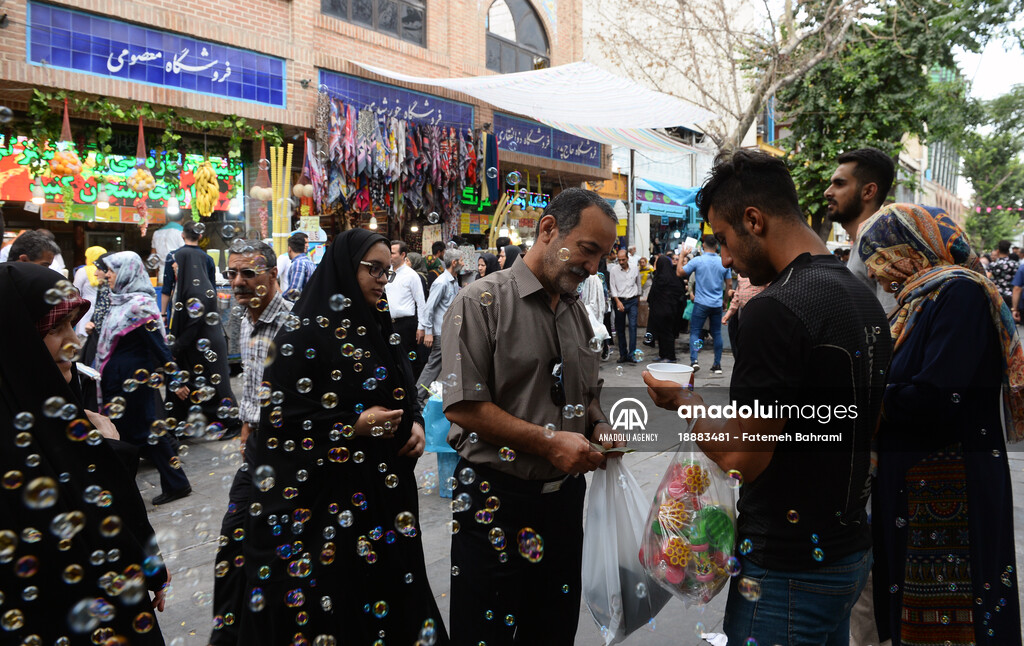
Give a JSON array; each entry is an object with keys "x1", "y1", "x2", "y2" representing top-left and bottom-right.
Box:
[{"x1": 209, "y1": 240, "x2": 292, "y2": 645}]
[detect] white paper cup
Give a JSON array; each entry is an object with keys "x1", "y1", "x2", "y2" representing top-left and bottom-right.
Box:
[{"x1": 646, "y1": 363, "x2": 694, "y2": 386}]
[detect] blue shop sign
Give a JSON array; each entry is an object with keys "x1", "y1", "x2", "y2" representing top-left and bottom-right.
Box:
[
  {"x1": 27, "y1": 1, "x2": 286, "y2": 108},
  {"x1": 494, "y1": 113, "x2": 601, "y2": 168},
  {"x1": 319, "y1": 69, "x2": 474, "y2": 131}
]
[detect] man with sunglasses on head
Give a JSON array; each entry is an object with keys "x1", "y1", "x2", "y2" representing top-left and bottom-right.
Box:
[
  {"x1": 441, "y1": 188, "x2": 623, "y2": 644},
  {"x1": 208, "y1": 240, "x2": 292, "y2": 646}
]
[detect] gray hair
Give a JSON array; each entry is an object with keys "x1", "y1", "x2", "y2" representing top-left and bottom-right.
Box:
[
  {"x1": 536, "y1": 187, "x2": 617, "y2": 238},
  {"x1": 10, "y1": 230, "x2": 60, "y2": 261},
  {"x1": 228, "y1": 239, "x2": 277, "y2": 272},
  {"x1": 443, "y1": 248, "x2": 464, "y2": 269}
]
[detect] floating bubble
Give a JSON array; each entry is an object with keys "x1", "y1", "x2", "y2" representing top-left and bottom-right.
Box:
[
  {"x1": 632, "y1": 349, "x2": 644, "y2": 362},
  {"x1": 498, "y1": 447, "x2": 516, "y2": 462},
  {"x1": 255, "y1": 465, "x2": 276, "y2": 492},
  {"x1": 615, "y1": 366, "x2": 624, "y2": 377},
  {"x1": 693, "y1": 339, "x2": 704, "y2": 351},
  {"x1": 486, "y1": 167, "x2": 498, "y2": 179},
  {"x1": 644, "y1": 332, "x2": 654, "y2": 344},
  {"x1": 451, "y1": 493, "x2": 472, "y2": 513},
  {"x1": 574, "y1": 404, "x2": 585, "y2": 418},
  {"x1": 395, "y1": 511, "x2": 416, "y2": 535},
  {"x1": 636, "y1": 582, "x2": 648, "y2": 598},
  {"x1": 506, "y1": 171, "x2": 522, "y2": 186},
  {"x1": 543, "y1": 423, "x2": 556, "y2": 439},
  {"x1": 458, "y1": 467, "x2": 476, "y2": 486},
  {"x1": 739, "y1": 538, "x2": 753, "y2": 555},
  {"x1": 557, "y1": 247, "x2": 571, "y2": 262},
  {"x1": 296, "y1": 378, "x2": 313, "y2": 394},
  {"x1": 726, "y1": 470, "x2": 743, "y2": 489},
  {"x1": 588, "y1": 337, "x2": 602, "y2": 352},
  {"x1": 186, "y1": 298, "x2": 205, "y2": 319},
  {"x1": 193, "y1": 223, "x2": 206, "y2": 236},
  {"x1": 787, "y1": 509, "x2": 800, "y2": 524},
  {"x1": 258, "y1": 159, "x2": 270, "y2": 171},
  {"x1": 23, "y1": 477, "x2": 58, "y2": 509},
  {"x1": 738, "y1": 577, "x2": 761, "y2": 601},
  {"x1": 145, "y1": 253, "x2": 163, "y2": 270},
  {"x1": 480, "y1": 292, "x2": 494, "y2": 306},
  {"x1": 562, "y1": 405, "x2": 575, "y2": 419},
  {"x1": 13, "y1": 412, "x2": 33, "y2": 431},
  {"x1": 517, "y1": 527, "x2": 544, "y2": 562},
  {"x1": 0, "y1": 106, "x2": 13, "y2": 124},
  {"x1": 890, "y1": 281, "x2": 900, "y2": 292},
  {"x1": 427, "y1": 212, "x2": 440, "y2": 224},
  {"x1": 812, "y1": 547, "x2": 824, "y2": 562}
]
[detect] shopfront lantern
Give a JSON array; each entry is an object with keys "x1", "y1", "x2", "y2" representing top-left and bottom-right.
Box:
[
  {"x1": 30, "y1": 179, "x2": 45, "y2": 205},
  {"x1": 96, "y1": 186, "x2": 110, "y2": 210},
  {"x1": 165, "y1": 195, "x2": 180, "y2": 215},
  {"x1": 369, "y1": 216, "x2": 378, "y2": 230}
]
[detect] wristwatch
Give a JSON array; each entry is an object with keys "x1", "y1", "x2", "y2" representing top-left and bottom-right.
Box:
[{"x1": 588, "y1": 418, "x2": 608, "y2": 439}]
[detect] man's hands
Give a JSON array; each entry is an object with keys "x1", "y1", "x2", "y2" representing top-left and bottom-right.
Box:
[
  {"x1": 642, "y1": 371, "x2": 703, "y2": 416},
  {"x1": 85, "y1": 409, "x2": 119, "y2": 440},
  {"x1": 239, "y1": 422, "x2": 251, "y2": 458},
  {"x1": 424, "y1": 334, "x2": 434, "y2": 349},
  {"x1": 353, "y1": 406, "x2": 404, "y2": 437},
  {"x1": 415, "y1": 329, "x2": 425, "y2": 344},
  {"x1": 615, "y1": 298, "x2": 624, "y2": 312},
  {"x1": 152, "y1": 572, "x2": 171, "y2": 612},
  {"x1": 544, "y1": 431, "x2": 604, "y2": 475},
  {"x1": 174, "y1": 386, "x2": 190, "y2": 401},
  {"x1": 399, "y1": 422, "x2": 426, "y2": 458}
]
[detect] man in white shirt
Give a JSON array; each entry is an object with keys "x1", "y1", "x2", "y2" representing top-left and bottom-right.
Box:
[
  {"x1": 386, "y1": 239, "x2": 427, "y2": 369},
  {"x1": 627, "y1": 244, "x2": 640, "y2": 269},
  {"x1": 416, "y1": 248, "x2": 463, "y2": 405},
  {"x1": 608, "y1": 248, "x2": 642, "y2": 363}
]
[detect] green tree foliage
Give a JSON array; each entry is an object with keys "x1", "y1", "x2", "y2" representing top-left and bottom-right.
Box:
[
  {"x1": 962, "y1": 84, "x2": 1024, "y2": 249},
  {"x1": 778, "y1": 1, "x2": 1016, "y2": 237}
]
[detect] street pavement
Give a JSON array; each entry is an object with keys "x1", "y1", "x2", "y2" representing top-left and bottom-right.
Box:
[{"x1": 141, "y1": 338, "x2": 1024, "y2": 645}]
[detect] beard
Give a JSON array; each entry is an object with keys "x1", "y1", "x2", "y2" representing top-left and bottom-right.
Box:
[
  {"x1": 543, "y1": 245, "x2": 589, "y2": 294},
  {"x1": 827, "y1": 195, "x2": 863, "y2": 225},
  {"x1": 732, "y1": 231, "x2": 775, "y2": 286}
]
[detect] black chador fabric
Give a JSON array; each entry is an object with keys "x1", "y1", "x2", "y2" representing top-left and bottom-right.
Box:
[
  {"x1": 167, "y1": 244, "x2": 240, "y2": 435},
  {"x1": 479, "y1": 252, "x2": 501, "y2": 277},
  {"x1": 0, "y1": 262, "x2": 167, "y2": 644},
  {"x1": 239, "y1": 229, "x2": 448, "y2": 645},
  {"x1": 647, "y1": 255, "x2": 686, "y2": 335}
]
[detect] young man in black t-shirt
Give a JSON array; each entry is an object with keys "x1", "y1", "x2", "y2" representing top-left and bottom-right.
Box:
[{"x1": 644, "y1": 150, "x2": 892, "y2": 645}]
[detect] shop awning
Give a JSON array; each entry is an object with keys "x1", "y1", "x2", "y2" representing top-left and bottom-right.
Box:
[
  {"x1": 636, "y1": 178, "x2": 701, "y2": 208},
  {"x1": 350, "y1": 61, "x2": 716, "y2": 155}
]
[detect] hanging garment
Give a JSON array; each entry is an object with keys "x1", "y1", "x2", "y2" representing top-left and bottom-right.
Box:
[
  {"x1": 356, "y1": 109, "x2": 376, "y2": 177},
  {"x1": 344, "y1": 104, "x2": 357, "y2": 179},
  {"x1": 464, "y1": 128, "x2": 476, "y2": 186},
  {"x1": 315, "y1": 91, "x2": 330, "y2": 160},
  {"x1": 329, "y1": 99, "x2": 343, "y2": 167}
]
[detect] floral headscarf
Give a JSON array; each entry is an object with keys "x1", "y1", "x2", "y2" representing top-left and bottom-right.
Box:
[
  {"x1": 93, "y1": 251, "x2": 166, "y2": 373},
  {"x1": 858, "y1": 203, "x2": 1024, "y2": 443}
]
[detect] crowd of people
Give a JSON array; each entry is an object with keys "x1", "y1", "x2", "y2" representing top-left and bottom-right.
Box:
[{"x1": 0, "y1": 145, "x2": 1020, "y2": 645}]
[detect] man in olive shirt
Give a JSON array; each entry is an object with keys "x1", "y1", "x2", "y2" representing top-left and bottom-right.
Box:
[{"x1": 442, "y1": 188, "x2": 620, "y2": 644}]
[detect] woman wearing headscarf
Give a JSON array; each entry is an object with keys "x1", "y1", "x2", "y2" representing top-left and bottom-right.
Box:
[
  {"x1": 166, "y1": 244, "x2": 241, "y2": 440},
  {"x1": 646, "y1": 255, "x2": 686, "y2": 362},
  {"x1": 72, "y1": 245, "x2": 106, "y2": 336},
  {"x1": 96, "y1": 251, "x2": 192, "y2": 505},
  {"x1": 477, "y1": 252, "x2": 500, "y2": 279},
  {"x1": 239, "y1": 228, "x2": 447, "y2": 645},
  {"x1": 0, "y1": 262, "x2": 170, "y2": 643},
  {"x1": 498, "y1": 244, "x2": 521, "y2": 270},
  {"x1": 425, "y1": 253, "x2": 444, "y2": 289},
  {"x1": 859, "y1": 204, "x2": 1021, "y2": 646}
]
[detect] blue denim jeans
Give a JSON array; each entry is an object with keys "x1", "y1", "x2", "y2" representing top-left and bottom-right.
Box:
[
  {"x1": 614, "y1": 296, "x2": 639, "y2": 360},
  {"x1": 723, "y1": 549, "x2": 872, "y2": 646},
  {"x1": 689, "y1": 302, "x2": 723, "y2": 365}
]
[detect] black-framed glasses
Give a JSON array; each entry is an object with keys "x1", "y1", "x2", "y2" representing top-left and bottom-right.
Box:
[
  {"x1": 222, "y1": 268, "x2": 261, "y2": 280},
  {"x1": 360, "y1": 261, "x2": 396, "y2": 283},
  {"x1": 549, "y1": 357, "x2": 566, "y2": 407}
]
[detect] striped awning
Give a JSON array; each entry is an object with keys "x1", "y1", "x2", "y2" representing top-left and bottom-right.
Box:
[{"x1": 350, "y1": 61, "x2": 716, "y2": 155}]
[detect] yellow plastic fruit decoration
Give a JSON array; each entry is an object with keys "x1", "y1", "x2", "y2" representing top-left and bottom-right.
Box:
[
  {"x1": 658, "y1": 498, "x2": 691, "y2": 535},
  {"x1": 663, "y1": 536, "x2": 691, "y2": 568}
]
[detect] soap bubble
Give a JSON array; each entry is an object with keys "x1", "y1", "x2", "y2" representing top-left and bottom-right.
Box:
[
  {"x1": 486, "y1": 167, "x2": 498, "y2": 179},
  {"x1": 505, "y1": 171, "x2": 522, "y2": 186},
  {"x1": 427, "y1": 212, "x2": 440, "y2": 224}
]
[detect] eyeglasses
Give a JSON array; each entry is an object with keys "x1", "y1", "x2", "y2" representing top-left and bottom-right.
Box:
[
  {"x1": 549, "y1": 357, "x2": 566, "y2": 407},
  {"x1": 222, "y1": 268, "x2": 262, "y2": 280},
  {"x1": 360, "y1": 261, "x2": 396, "y2": 283}
]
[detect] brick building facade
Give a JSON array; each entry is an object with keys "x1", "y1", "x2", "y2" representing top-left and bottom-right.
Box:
[{"x1": 0, "y1": 0, "x2": 606, "y2": 265}]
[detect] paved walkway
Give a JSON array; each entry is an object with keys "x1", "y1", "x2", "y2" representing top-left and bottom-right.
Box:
[{"x1": 141, "y1": 338, "x2": 1024, "y2": 645}]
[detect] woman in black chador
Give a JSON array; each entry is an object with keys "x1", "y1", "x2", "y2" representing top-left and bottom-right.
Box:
[
  {"x1": 239, "y1": 229, "x2": 448, "y2": 645},
  {"x1": 0, "y1": 262, "x2": 170, "y2": 644},
  {"x1": 166, "y1": 244, "x2": 241, "y2": 439}
]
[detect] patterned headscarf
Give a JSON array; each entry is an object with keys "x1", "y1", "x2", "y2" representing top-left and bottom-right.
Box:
[
  {"x1": 93, "y1": 251, "x2": 166, "y2": 373},
  {"x1": 858, "y1": 203, "x2": 1024, "y2": 443}
]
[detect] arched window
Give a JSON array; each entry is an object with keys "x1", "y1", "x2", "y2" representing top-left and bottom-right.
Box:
[
  {"x1": 486, "y1": 0, "x2": 550, "y2": 73},
  {"x1": 322, "y1": 0, "x2": 426, "y2": 47}
]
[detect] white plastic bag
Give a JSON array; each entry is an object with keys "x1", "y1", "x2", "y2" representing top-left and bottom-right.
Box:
[
  {"x1": 583, "y1": 459, "x2": 671, "y2": 644},
  {"x1": 589, "y1": 311, "x2": 610, "y2": 343}
]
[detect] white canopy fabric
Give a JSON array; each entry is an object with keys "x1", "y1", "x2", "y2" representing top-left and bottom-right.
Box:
[{"x1": 351, "y1": 61, "x2": 716, "y2": 155}]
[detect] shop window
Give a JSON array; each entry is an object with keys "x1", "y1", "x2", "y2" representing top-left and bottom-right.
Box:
[
  {"x1": 322, "y1": 0, "x2": 426, "y2": 47},
  {"x1": 486, "y1": 0, "x2": 550, "y2": 74}
]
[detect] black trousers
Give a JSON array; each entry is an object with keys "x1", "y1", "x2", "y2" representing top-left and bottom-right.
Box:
[
  {"x1": 209, "y1": 432, "x2": 257, "y2": 645},
  {"x1": 449, "y1": 459, "x2": 585, "y2": 645},
  {"x1": 392, "y1": 315, "x2": 424, "y2": 374},
  {"x1": 728, "y1": 315, "x2": 739, "y2": 361}
]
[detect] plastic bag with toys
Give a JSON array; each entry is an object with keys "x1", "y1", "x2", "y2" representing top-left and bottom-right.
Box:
[{"x1": 639, "y1": 441, "x2": 737, "y2": 606}]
